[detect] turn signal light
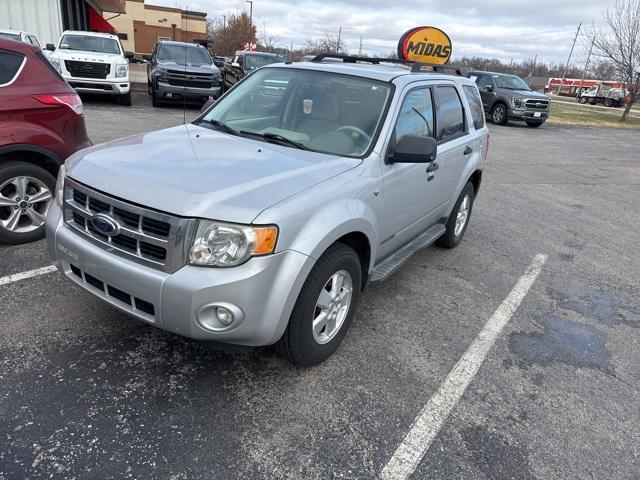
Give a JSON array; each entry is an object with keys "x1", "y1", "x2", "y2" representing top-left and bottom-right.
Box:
[{"x1": 253, "y1": 226, "x2": 278, "y2": 255}]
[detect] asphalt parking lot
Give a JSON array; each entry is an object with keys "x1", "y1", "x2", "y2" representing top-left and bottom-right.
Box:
[{"x1": 1, "y1": 92, "x2": 639, "y2": 480}]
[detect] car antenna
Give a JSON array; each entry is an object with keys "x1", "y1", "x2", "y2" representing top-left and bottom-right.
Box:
[{"x1": 183, "y1": 4, "x2": 188, "y2": 125}]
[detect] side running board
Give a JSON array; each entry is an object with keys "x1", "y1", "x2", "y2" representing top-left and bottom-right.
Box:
[{"x1": 370, "y1": 224, "x2": 446, "y2": 283}]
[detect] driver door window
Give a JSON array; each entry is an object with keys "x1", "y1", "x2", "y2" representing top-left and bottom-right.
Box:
[
  {"x1": 394, "y1": 87, "x2": 434, "y2": 143},
  {"x1": 477, "y1": 75, "x2": 492, "y2": 92}
]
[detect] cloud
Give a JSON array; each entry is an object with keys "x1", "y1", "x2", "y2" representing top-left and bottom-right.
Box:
[{"x1": 150, "y1": 0, "x2": 604, "y2": 63}]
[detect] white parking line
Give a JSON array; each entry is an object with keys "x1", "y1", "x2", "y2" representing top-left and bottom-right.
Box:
[
  {"x1": 0, "y1": 265, "x2": 58, "y2": 287},
  {"x1": 380, "y1": 253, "x2": 548, "y2": 480}
]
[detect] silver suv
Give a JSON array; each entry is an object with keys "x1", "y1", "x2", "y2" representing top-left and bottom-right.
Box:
[{"x1": 46, "y1": 57, "x2": 489, "y2": 365}]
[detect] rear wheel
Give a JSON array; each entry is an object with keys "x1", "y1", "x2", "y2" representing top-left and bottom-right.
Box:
[
  {"x1": 491, "y1": 103, "x2": 508, "y2": 125},
  {"x1": 274, "y1": 243, "x2": 362, "y2": 366},
  {"x1": 0, "y1": 161, "x2": 56, "y2": 245},
  {"x1": 604, "y1": 98, "x2": 614, "y2": 107},
  {"x1": 436, "y1": 182, "x2": 475, "y2": 249}
]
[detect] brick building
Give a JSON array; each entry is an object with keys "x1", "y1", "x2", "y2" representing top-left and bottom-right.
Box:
[{"x1": 105, "y1": 0, "x2": 207, "y2": 55}]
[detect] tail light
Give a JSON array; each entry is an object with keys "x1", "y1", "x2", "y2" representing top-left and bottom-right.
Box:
[{"x1": 32, "y1": 93, "x2": 83, "y2": 116}]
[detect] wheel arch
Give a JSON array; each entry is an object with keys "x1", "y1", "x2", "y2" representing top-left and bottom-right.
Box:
[{"x1": 0, "y1": 144, "x2": 62, "y2": 177}]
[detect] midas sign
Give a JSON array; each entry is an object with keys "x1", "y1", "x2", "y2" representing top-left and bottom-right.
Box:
[{"x1": 398, "y1": 26, "x2": 452, "y2": 64}]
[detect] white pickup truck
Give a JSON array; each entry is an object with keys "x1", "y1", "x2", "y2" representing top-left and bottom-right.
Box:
[
  {"x1": 46, "y1": 31, "x2": 133, "y2": 106},
  {"x1": 579, "y1": 84, "x2": 627, "y2": 108}
]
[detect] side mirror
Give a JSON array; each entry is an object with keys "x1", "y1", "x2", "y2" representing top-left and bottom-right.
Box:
[
  {"x1": 388, "y1": 135, "x2": 437, "y2": 164},
  {"x1": 142, "y1": 53, "x2": 152, "y2": 62},
  {"x1": 231, "y1": 62, "x2": 240, "y2": 68},
  {"x1": 45, "y1": 43, "x2": 55, "y2": 51},
  {"x1": 124, "y1": 51, "x2": 134, "y2": 59},
  {"x1": 484, "y1": 85, "x2": 493, "y2": 92}
]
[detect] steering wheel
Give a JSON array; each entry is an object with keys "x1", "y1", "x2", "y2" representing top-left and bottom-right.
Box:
[{"x1": 336, "y1": 126, "x2": 371, "y2": 144}]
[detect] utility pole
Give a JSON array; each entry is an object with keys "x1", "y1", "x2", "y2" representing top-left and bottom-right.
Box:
[
  {"x1": 557, "y1": 22, "x2": 582, "y2": 95},
  {"x1": 358, "y1": 35, "x2": 363, "y2": 56},
  {"x1": 246, "y1": 1, "x2": 253, "y2": 49},
  {"x1": 221, "y1": 14, "x2": 226, "y2": 40},
  {"x1": 577, "y1": 36, "x2": 595, "y2": 99},
  {"x1": 528, "y1": 54, "x2": 538, "y2": 86},
  {"x1": 509, "y1": 58, "x2": 513, "y2": 71},
  {"x1": 337, "y1": 26, "x2": 342, "y2": 54}
]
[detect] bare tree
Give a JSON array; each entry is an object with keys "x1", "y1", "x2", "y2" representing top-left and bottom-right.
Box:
[
  {"x1": 591, "y1": 0, "x2": 640, "y2": 121},
  {"x1": 258, "y1": 24, "x2": 281, "y2": 52},
  {"x1": 303, "y1": 34, "x2": 347, "y2": 56}
]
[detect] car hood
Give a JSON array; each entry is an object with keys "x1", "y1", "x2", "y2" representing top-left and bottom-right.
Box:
[
  {"x1": 51, "y1": 49, "x2": 124, "y2": 64},
  {"x1": 508, "y1": 89, "x2": 549, "y2": 100},
  {"x1": 158, "y1": 61, "x2": 219, "y2": 74},
  {"x1": 66, "y1": 124, "x2": 359, "y2": 224}
]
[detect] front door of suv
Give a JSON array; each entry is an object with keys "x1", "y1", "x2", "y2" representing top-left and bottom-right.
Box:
[{"x1": 378, "y1": 84, "x2": 445, "y2": 258}]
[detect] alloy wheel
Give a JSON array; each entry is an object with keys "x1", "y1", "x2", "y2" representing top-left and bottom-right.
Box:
[
  {"x1": 454, "y1": 194, "x2": 471, "y2": 237},
  {"x1": 0, "y1": 176, "x2": 53, "y2": 234},
  {"x1": 312, "y1": 270, "x2": 353, "y2": 345}
]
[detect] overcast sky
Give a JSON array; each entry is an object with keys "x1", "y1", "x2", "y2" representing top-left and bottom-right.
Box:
[{"x1": 151, "y1": 0, "x2": 607, "y2": 65}]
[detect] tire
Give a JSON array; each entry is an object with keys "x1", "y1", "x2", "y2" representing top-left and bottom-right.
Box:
[
  {"x1": 436, "y1": 182, "x2": 475, "y2": 249},
  {"x1": 118, "y1": 91, "x2": 132, "y2": 106},
  {"x1": 526, "y1": 121, "x2": 544, "y2": 128},
  {"x1": 274, "y1": 243, "x2": 362, "y2": 366},
  {"x1": 0, "y1": 161, "x2": 56, "y2": 245},
  {"x1": 604, "y1": 98, "x2": 614, "y2": 107},
  {"x1": 579, "y1": 96, "x2": 588, "y2": 104},
  {"x1": 151, "y1": 91, "x2": 161, "y2": 107},
  {"x1": 490, "y1": 103, "x2": 508, "y2": 125}
]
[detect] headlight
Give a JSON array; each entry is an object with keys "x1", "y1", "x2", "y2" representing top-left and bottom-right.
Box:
[
  {"x1": 189, "y1": 220, "x2": 278, "y2": 267},
  {"x1": 512, "y1": 97, "x2": 523, "y2": 108},
  {"x1": 55, "y1": 165, "x2": 66, "y2": 208},
  {"x1": 49, "y1": 58, "x2": 62, "y2": 73},
  {"x1": 116, "y1": 63, "x2": 128, "y2": 78}
]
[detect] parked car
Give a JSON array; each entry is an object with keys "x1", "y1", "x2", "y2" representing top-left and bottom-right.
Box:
[
  {"x1": 0, "y1": 28, "x2": 42, "y2": 48},
  {"x1": 144, "y1": 40, "x2": 223, "y2": 107},
  {"x1": 46, "y1": 30, "x2": 134, "y2": 106},
  {"x1": 0, "y1": 39, "x2": 90, "y2": 244},
  {"x1": 467, "y1": 71, "x2": 550, "y2": 127},
  {"x1": 221, "y1": 51, "x2": 285, "y2": 89},
  {"x1": 46, "y1": 56, "x2": 487, "y2": 365}
]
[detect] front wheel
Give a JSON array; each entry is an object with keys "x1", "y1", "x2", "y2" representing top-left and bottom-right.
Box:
[
  {"x1": 0, "y1": 161, "x2": 56, "y2": 245},
  {"x1": 526, "y1": 121, "x2": 544, "y2": 128},
  {"x1": 436, "y1": 182, "x2": 475, "y2": 249},
  {"x1": 579, "y1": 96, "x2": 588, "y2": 104},
  {"x1": 491, "y1": 103, "x2": 508, "y2": 125},
  {"x1": 118, "y1": 91, "x2": 132, "y2": 106},
  {"x1": 274, "y1": 243, "x2": 362, "y2": 366}
]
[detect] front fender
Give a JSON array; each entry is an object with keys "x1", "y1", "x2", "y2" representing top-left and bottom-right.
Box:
[{"x1": 281, "y1": 199, "x2": 379, "y2": 273}]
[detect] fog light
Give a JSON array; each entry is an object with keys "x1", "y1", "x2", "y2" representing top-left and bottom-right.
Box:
[
  {"x1": 216, "y1": 306, "x2": 233, "y2": 326},
  {"x1": 195, "y1": 302, "x2": 245, "y2": 332}
]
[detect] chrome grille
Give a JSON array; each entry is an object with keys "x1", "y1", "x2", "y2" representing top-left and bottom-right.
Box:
[
  {"x1": 524, "y1": 98, "x2": 550, "y2": 110},
  {"x1": 63, "y1": 178, "x2": 196, "y2": 273}
]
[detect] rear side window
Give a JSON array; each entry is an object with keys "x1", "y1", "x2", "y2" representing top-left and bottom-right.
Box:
[
  {"x1": 463, "y1": 85, "x2": 485, "y2": 130},
  {"x1": 0, "y1": 49, "x2": 26, "y2": 87},
  {"x1": 477, "y1": 75, "x2": 492, "y2": 89},
  {"x1": 435, "y1": 86, "x2": 466, "y2": 142}
]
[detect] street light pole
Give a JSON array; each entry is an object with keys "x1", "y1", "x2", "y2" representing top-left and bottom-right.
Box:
[{"x1": 246, "y1": 1, "x2": 253, "y2": 49}]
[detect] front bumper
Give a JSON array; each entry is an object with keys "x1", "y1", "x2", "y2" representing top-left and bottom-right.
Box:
[
  {"x1": 509, "y1": 108, "x2": 549, "y2": 122},
  {"x1": 65, "y1": 75, "x2": 130, "y2": 95},
  {"x1": 46, "y1": 202, "x2": 313, "y2": 346},
  {"x1": 156, "y1": 80, "x2": 223, "y2": 102}
]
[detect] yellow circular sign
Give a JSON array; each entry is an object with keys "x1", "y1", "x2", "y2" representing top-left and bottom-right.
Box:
[{"x1": 398, "y1": 26, "x2": 452, "y2": 64}]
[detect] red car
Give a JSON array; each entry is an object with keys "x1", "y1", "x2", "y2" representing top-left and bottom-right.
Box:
[{"x1": 0, "y1": 38, "x2": 91, "y2": 244}]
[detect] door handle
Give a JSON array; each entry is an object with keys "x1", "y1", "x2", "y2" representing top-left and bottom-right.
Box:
[
  {"x1": 426, "y1": 162, "x2": 439, "y2": 173},
  {"x1": 464, "y1": 146, "x2": 473, "y2": 155}
]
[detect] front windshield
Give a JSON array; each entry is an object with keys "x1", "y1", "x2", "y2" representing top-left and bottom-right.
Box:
[
  {"x1": 158, "y1": 44, "x2": 211, "y2": 65},
  {"x1": 244, "y1": 54, "x2": 284, "y2": 71},
  {"x1": 493, "y1": 74, "x2": 531, "y2": 91},
  {"x1": 0, "y1": 32, "x2": 21, "y2": 42},
  {"x1": 59, "y1": 35, "x2": 121, "y2": 54},
  {"x1": 200, "y1": 67, "x2": 392, "y2": 157}
]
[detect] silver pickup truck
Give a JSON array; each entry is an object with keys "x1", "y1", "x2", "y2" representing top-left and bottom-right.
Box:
[{"x1": 46, "y1": 57, "x2": 489, "y2": 366}]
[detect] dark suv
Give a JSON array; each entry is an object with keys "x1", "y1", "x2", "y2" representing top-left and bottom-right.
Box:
[
  {"x1": 0, "y1": 38, "x2": 90, "y2": 244},
  {"x1": 145, "y1": 40, "x2": 223, "y2": 107},
  {"x1": 222, "y1": 51, "x2": 285, "y2": 90},
  {"x1": 467, "y1": 71, "x2": 550, "y2": 127}
]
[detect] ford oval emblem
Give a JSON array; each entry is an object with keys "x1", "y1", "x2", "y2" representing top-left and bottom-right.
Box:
[{"x1": 91, "y1": 213, "x2": 120, "y2": 236}]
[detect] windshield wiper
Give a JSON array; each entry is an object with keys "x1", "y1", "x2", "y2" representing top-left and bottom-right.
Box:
[
  {"x1": 240, "y1": 131, "x2": 310, "y2": 150},
  {"x1": 197, "y1": 118, "x2": 240, "y2": 136}
]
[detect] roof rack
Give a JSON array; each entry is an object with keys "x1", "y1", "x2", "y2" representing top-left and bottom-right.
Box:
[{"x1": 310, "y1": 54, "x2": 463, "y2": 76}]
